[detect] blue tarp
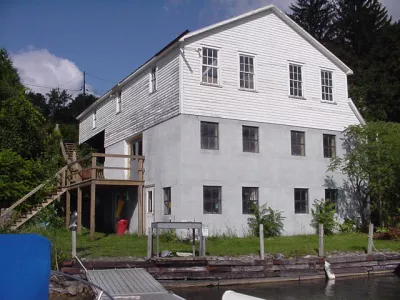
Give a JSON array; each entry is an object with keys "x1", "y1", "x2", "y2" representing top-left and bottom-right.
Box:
[{"x1": 0, "y1": 234, "x2": 51, "y2": 300}]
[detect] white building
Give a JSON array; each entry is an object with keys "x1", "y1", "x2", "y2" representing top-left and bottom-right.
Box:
[{"x1": 77, "y1": 5, "x2": 364, "y2": 236}]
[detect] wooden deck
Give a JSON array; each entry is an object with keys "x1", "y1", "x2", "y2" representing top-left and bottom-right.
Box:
[
  {"x1": 86, "y1": 268, "x2": 185, "y2": 300},
  {"x1": 62, "y1": 153, "x2": 145, "y2": 239}
]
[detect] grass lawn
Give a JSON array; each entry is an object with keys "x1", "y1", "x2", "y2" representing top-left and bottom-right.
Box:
[{"x1": 23, "y1": 228, "x2": 400, "y2": 259}]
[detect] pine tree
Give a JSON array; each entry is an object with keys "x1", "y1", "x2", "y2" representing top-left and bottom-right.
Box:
[{"x1": 289, "y1": 0, "x2": 336, "y2": 42}]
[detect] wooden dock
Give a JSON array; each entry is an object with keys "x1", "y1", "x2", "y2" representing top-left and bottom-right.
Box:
[{"x1": 86, "y1": 268, "x2": 185, "y2": 300}]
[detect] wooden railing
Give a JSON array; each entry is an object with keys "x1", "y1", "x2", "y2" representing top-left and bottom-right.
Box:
[{"x1": 62, "y1": 153, "x2": 145, "y2": 186}]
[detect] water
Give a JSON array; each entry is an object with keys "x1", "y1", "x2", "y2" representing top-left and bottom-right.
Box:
[{"x1": 172, "y1": 276, "x2": 400, "y2": 300}]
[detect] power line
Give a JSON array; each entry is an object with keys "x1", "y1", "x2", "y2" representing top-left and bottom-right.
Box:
[
  {"x1": 58, "y1": 74, "x2": 83, "y2": 88},
  {"x1": 22, "y1": 82, "x2": 82, "y2": 92},
  {"x1": 85, "y1": 72, "x2": 117, "y2": 84}
]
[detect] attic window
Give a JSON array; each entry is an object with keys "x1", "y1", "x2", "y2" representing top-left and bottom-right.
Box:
[
  {"x1": 202, "y1": 47, "x2": 219, "y2": 85},
  {"x1": 321, "y1": 70, "x2": 333, "y2": 101},
  {"x1": 116, "y1": 91, "x2": 122, "y2": 113},
  {"x1": 150, "y1": 67, "x2": 157, "y2": 93},
  {"x1": 92, "y1": 110, "x2": 96, "y2": 129},
  {"x1": 289, "y1": 63, "x2": 303, "y2": 98}
]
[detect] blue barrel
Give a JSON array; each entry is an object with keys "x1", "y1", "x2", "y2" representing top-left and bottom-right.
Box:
[{"x1": 0, "y1": 234, "x2": 51, "y2": 300}]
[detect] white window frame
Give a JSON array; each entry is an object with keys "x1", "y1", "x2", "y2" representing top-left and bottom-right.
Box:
[
  {"x1": 149, "y1": 66, "x2": 157, "y2": 93},
  {"x1": 320, "y1": 69, "x2": 334, "y2": 102},
  {"x1": 201, "y1": 46, "x2": 220, "y2": 86},
  {"x1": 288, "y1": 62, "x2": 305, "y2": 98},
  {"x1": 116, "y1": 91, "x2": 122, "y2": 113},
  {"x1": 238, "y1": 53, "x2": 256, "y2": 91},
  {"x1": 92, "y1": 110, "x2": 96, "y2": 129}
]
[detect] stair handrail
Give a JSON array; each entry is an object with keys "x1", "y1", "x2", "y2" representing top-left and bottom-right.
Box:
[
  {"x1": 60, "y1": 140, "x2": 69, "y2": 162},
  {"x1": 0, "y1": 165, "x2": 68, "y2": 219}
]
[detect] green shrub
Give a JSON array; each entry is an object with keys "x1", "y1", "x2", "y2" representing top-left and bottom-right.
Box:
[
  {"x1": 339, "y1": 218, "x2": 357, "y2": 233},
  {"x1": 311, "y1": 198, "x2": 338, "y2": 235},
  {"x1": 247, "y1": 203, "x2": 285, "y2": 237}
]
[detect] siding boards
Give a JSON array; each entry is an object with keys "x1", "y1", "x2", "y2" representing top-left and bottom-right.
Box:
[
  {"x1": 181, "y1": 11, "x2": 360, "y2": 131},
  {"x1": 79, "y1": 48, "x2": 180, "y2": 147}
]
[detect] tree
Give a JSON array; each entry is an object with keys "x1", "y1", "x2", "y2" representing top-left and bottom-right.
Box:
[
  {"x1": 289, "y1": 0, "x2": 336, "y2": 42},
  {"x1": 329, "y1": 122, "x2": 400, "y2": 229},
  {"x1": 47, "y1": 88, "x2": 72, "y2": 122},
  {"x1": 27, "y1": 91, "x2": 49, "y2": 118},
  {"x1": 69, "y1": 93, "x2": 97, "y2": 119}
]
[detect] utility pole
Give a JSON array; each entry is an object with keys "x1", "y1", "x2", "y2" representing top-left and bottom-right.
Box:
[{"x1": 83, "y1": 71, "x2": 86, "y2": 106}]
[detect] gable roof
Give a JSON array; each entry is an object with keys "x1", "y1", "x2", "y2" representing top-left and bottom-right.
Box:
[
  {"x1": 77, "y1": 30, "x2": 189, "y2": 120},
  {"x1": 179, "y1": 5, "x2": 353, "y2": 76}
]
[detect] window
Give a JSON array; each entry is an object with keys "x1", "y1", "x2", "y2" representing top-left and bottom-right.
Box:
[
  {"x1": 291, "y1": 131, "x2": 305, "y2": 156},
  {"x1": 325, "y1": 189, "x2": 338, "y2": 212},
  {"x1": 294, "y1": 188, "x2": 308, "y2": 214},
  {"x1": 201, "y1": 121, "x2": 219, "y2": 150},
  {"x1": 116, "y1": 91, "x2": 122, "y2": 113},
  {"x1": 147, "y1": 190, "x2": 153, "y2": 213},
  {"x1": 243, "y1": 126, "x2": 259, "y2": 153},
  {"x1": 150, "y1": 67, "x2": 157, "y2": 93},
  {"x1": 321, "y1": 70, "x2": 333, "y2": 101},
  {"x1": 203, "y1": 186, "x2": 221, "y2": 214},
  {"x1": 242, "y1": 187, "x2": 258, "y2": 214},
  {"x1": 323, "y1": 134, "x2": 336, "y2": 158},
  {"x1": 289, "y1": 64, "x2": 303, "y2": 97},
  {"x1": 239, "y1": 54, "x2": 255, "y2": 90},
  {"x1": 164, "y1": 187, "x2": 171, "y2": 215},
  {"x1": 202, "y1": 47, "x2": 218, "y2": 85},
  {"x1": 92, "y1": 110, "x2": 96, "y2": 129}
]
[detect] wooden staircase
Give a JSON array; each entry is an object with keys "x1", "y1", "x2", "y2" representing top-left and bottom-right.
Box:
[
  {"x1": 0, "y1": 165, "x2": 69, "y2": 230},
  {"x1": 64, "y1": 142, "x2": 78, "y2": 161}
]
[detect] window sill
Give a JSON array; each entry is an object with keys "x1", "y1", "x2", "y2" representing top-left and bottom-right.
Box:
[
  {"x1": 243, "y1": 151, "x2": 259, "y2": 154},
  {"x1": 149, "y1": 90, "x2": 157, "y2": 95},
  {"x1": 294, "y1": 213, "x2": 309, "y2": 215},
  {"x1": 200, "y1": 82, "x2": 222, "y2": 88},
  {"x1": 291, "y1": 154, "x2": 306, "y2": 157},
  {"x1": 238, "y1": 88, "x2": 258, "y2": 93},
  {"x1": 116, "y1": 111, "x2": 121, "y2": 115},
  {"x1": 320, "y1": 100, "x2": 337, "y2": 105},
  {"x1": 289, "y1": 95, "x2": 307, "y2": 100}
]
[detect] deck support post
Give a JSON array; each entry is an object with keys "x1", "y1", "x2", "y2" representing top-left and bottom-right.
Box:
[
  {"x1": 138, "y1": 185, "x2": 143, "y2": 236},
  {"x1": 77, "y1": 187, "x2": 82, "y2": 233},
  {"x1": 90, "y1": 182, "x2": 96, "y2": 240},
  {"x1": 147, "y1": 227, "x2": 152, "y2": 259},
  {"x1": 319, "y1": 224, "x2": 324, "y2": 257},
  {"x1": 259, "y1": 224, "x2": 264, "y2": 260},
  {"x1": 65, "y1": 190, "x2": 71, "y2": 229},
  {"x1": 368, "y1": 223, "x2": 374, "y2": 255}
]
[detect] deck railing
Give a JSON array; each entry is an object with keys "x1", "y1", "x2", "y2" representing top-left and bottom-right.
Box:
[{"x1": 62, "y1": 153, "x2": 145, "y2": 186}]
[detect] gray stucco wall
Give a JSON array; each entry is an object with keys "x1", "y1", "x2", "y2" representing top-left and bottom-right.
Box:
[
  {"x1": 104, "y1": 114, "x2": 348, "y2": 236},
  {"x1": 177, "y1": 114, "x2": 346, "y2": 236}
]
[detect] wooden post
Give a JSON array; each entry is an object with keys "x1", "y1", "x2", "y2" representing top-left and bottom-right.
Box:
[
  {"x1": 138, "y1": 158, "x2": 144, "y2": 181},
  {"x1": 65, "y1": 191, "x2": 71, "y2": 229},
  {"x1": 259, "y1": 224, "x2": 264, "y2": 260},
  {"x1": 319, "y1": 224, "x2": 324, "y2": 257},
  {"x1": 192, "y1": 228, "x2": 196, "y2": 257},
  {"x1": 156, "y1": 228, "x2": 160, "y2": 257},
  {"x1": 91, "y1": 156, "x2": 97, "y2": 179},
  {"x1": 77, "y1": 187, "x2": 82, "y2": 234},
  {"x1": 90, "y1": 183, "x2": 96, "y2": 240},
  {"x1": 368, "y1": 223, "x2": 374, "y2": 255},
  {"x1": 138, "y1": 185, "x2": 143, "y2": 236},
  {"x1": 147, "y1": 227, "x2": 152, "y2": 259}
]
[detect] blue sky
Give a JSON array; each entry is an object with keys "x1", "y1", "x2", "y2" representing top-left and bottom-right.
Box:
[{"x1": 1, "y1": 0, "x2": 398, "y2": 96}]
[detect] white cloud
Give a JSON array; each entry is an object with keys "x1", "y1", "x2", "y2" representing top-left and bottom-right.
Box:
[{"x1": 11, "y1": 48, "x2": 85, "y2": 96}]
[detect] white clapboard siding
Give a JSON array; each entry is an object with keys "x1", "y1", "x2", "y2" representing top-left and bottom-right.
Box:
[
  {"x1": 79, "y1": 48, "x2": 180, "y2": 147},
  {"x1": 181, "y1": 11, "x2": 360, "y2": 131}
]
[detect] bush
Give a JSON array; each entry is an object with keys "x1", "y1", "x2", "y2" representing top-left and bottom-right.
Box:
[
  {"x1": 247, "y1": 203, "x2": 285, "y2": 237},
  {"x1": 339, "y1": 218, "x2": 357, "y2": 233},
  {"x1": 311, "y1": 198, "x2": 338, "y2": 235}
]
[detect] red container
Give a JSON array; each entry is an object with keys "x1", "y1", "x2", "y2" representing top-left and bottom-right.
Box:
[{"x1": 116, "y1": 219, "x2": 128, "y2": 236}]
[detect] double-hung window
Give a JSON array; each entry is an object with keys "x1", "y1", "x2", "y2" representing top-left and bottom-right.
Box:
[
  {"x1": 202, "y1": 47, "x2": 219, "y2": 85},
  {"x1": 239, "y1": 54, "x2": 255, "y2": 90},
  {"x1": 325, "y1": 189, "x2": 338, "y2": 212},
  {"x1": 242, "y1": 126, "x2": 259, "y2": 153},
  {"x1": 164, "y1": 187, "x2": 171, "y2": 215},
  {"x1": 291, "y1": 131, "x2": 305, "y2": 156},
  {"x1": 92, "y1": 110, "x2": 96, "y2": 129},
  {"x1": 321, "y1": 70, "x2": 333, "y2": 101},
  {"x1": 150, "y1": 67, "x2": 157, "y2": 93},
  {"x1": 203, "y1": 186, "x2": 221, "y2": 214},
  {"x1": 116, "y1": 91, "x2": 122, "y2": 113},
  {"x1": 289, "y1": 63, "x2": 303, "y2": 97},
  {"x1": 242, "y1": 187, "x2": 258, "y2": 214},
  {"x1": 323, "y1": 134, "x2": 336, "y2": 158},
  {"x1": 294, "y1": 188, "x2": 308, "y2": 214},
  {"x1": 201, "y1": 121, "x2": 219, "y2": 150}
]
